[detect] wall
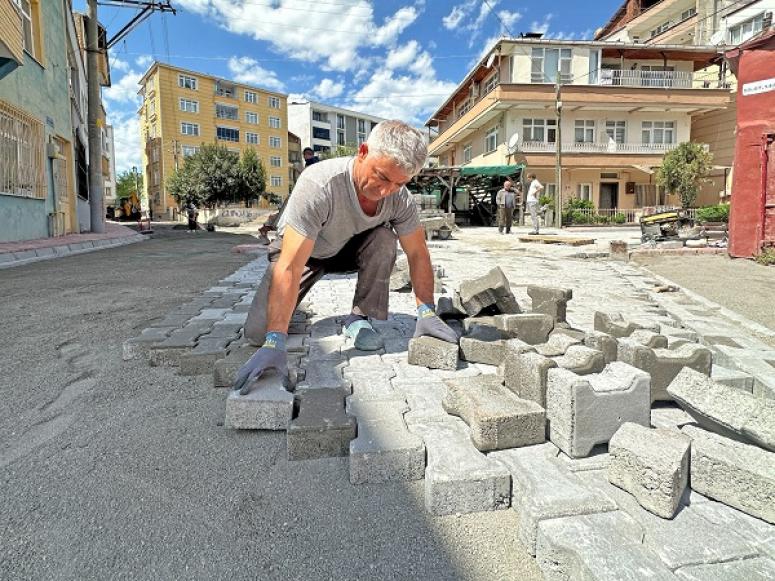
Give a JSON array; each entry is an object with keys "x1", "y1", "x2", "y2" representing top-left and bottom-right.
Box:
[
  {"x1": 691, "y1": 93, "x2": 737, "y2": 206},
  {"x1": 0, "y1": 0, "x2": 72, "y2": 242}
]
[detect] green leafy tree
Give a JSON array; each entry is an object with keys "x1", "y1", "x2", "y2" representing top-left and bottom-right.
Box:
[
  {"x1": 166, "y1": 157, "x2": 203, "y2": 207},
  {"x1": 319, "y1": 144, "x2": 358, "y2": 160},
  {"x1": 167, "y1": 144, "x2": 241, "y2": 207},
  {"x1": 116, "y1": 170, "x2": 142, "y2": 200},
  {"x1": 657, "y1": 142, "x2": 713, "y2": 208},
  {"x1": 239, "y1": 148, "x2": 267, "y2": 203}
]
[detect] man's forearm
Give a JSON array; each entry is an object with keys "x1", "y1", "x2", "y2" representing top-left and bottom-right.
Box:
[
  {"x1": 265, "y1": 261, "x2": 303, "y2": 334},
  {"x1": 407, "y1": 252, "x2": 435, "y2": 306}
]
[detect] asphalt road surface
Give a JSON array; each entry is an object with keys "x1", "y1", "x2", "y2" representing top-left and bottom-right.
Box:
[{"x1": 0, "y1": 226, "x2": 541, "y2": 581}]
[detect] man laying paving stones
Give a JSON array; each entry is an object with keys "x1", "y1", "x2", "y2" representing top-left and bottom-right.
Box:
[{"x1": 234, "y1": 120, "x2": 458, "y2": 394}]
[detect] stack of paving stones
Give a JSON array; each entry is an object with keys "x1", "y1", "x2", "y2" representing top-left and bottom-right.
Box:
[{"x1": 127, "y1": 252, "x2": 775, "y2": 579}]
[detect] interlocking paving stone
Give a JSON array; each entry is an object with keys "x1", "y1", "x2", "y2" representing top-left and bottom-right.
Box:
[
  {"x1": 491, "y1": 443, "x2": 617, "y2": 555},
  {"x1": 546, "y1": 362, "x2": 651, "y2": 459},
  {"x1": 191, "y1": 308, "x2": 231, "y2": 321},
  {"x1": 443, "y1": 375, "x2": 545, "y2": 451},
  {"x1": 305, "y1": 336, "x2": 345, "y2": 360},
  {"x1": 535, "y1": 511, "x2": 678, "y2": 581},
  {"x1": 347, "y1": 373, "x2": 404, "y2": 402},
  {"x1": 409, "y1": 416, "x2": 511, "y2": 516},
  {"x1": 629, "y1": 329, "x2": 669, "y2": 348},
  {"x1": 392, "y1": 379, "x2": 449, "y2": 425},
  {"x1": 459, "y1": 336, "x2": 505, "y2": 365},
  {"x1": 213, "y1": 344, "x2": 257, "y2": 388},
  {"x1": 674, "y1": 558, "x2": 775, "y2": 581},
  {"x1": 608, "y1": 423, "x2": 690, "y2": 519},
  {"x1": 681, "y1": 425, "x2": 775, "y2": 524},
  {"x1": 458, "y1": 266, "x2": 521, "y2": 316},
  {"x1": 650, "y1": 405, "x2": 694, "y2": 431},
  {"x1": 296, "y1": 359, "x2": 350, "y2": 392},
  {"x1": 494, "y1": 313, "x2": 554, "y2": 345},
  {"x1": 179, "y1": 337, "x2": 233, "y2": 376},
  {"x1": 691, "y1": 500, "x2": 775, "y2": 560},
  {"x1": 122, "y1": 326, "x2": 177, "y2": 360},
  {"x1": 554, "y1": 345, "x2": 606, "y2": 375},
  {"x1": 407, "y1": 336, "x2": 459, "y2": 370},
  {"x1": 535, "y1": 333, "x2": 582, "y2": 357},
  {"x1": 669, "y1": 368, "x2": 775, "y2": 451},
  {"x1": 583, "y1": 331, "x2": 619, "y2": 364},
  {"x1": 594, "y1": 311, "x2": 660, "y2": 338},
  {"x1": 347, "y1": 399, "x2": 425, "y2": 484},
  {"x1": 287, "y1": 388, "x2": 355, "y2": 460},
  {"x1": 527, "y1": 286, "x2": 573, "y2": 324},
  {"x1": 580, "y1": 471, "x2": 760, "y2": 570},
  {"x1": 710, "y1": 364, "x2": 755, "y2": 393},
  {"x1": 225, "y1": 372, "x2": 293, "y2": 430},
  {"x1": 149, "y1": 320, "x2": 215, "y2": 366},
  {"x1": 148, "y1": 313, "x2": 193, "y2": 328}
]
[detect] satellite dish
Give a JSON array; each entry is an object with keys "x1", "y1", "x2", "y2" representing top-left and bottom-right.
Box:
[
  {"x1": 507, "y1": 132, "x2": 520, "y2": 154},
  {"x1": 485, "y1": 52, "x2": 496, "y2": 69}
]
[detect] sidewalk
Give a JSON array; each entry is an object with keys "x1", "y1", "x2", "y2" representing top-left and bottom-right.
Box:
[{"x1": 0, "y1": 222, "x2": 146, "y2": 269}]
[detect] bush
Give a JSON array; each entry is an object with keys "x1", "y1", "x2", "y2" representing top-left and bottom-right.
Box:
[
  {"x1": 696, "y1": 204, "x2": 730, "y2": 223},
  {"x1": 565, "y1": 198, "x2": 594, "y2": 211},
  {"x1": 539, "y1": 194, "x2": 555, "y2": 210},
  {"x1": 612, "y1": 213, "x2": 627, "y2": 224},
  {"x1": 594, "y1": 214, "x2": 610, "y2": 224},
  {"x1": 754, "y1": 247, "x2": 775, "y2": 266}
]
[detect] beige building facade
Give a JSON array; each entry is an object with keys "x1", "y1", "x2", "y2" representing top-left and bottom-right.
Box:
[{"x1": 137, "y1": 62, "x2": 289, "y2": 219}]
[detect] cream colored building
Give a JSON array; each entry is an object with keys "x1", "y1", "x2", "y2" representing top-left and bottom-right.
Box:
[
  {"x1": 426, "y1": 38, "x2": 731, "y2": 213},
  {"x1": 137, "y1": 62, "x2": 289, "y2": 219}
]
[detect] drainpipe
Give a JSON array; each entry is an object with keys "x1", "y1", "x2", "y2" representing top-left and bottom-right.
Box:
[{"x1": 758, "y1": 133, "x2": 773, "y2": 252}]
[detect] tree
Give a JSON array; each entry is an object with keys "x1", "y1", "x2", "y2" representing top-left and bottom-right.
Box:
[
  {"x1": 319, "y1": 144, "x2": 358, "y2": 160},
  {"x1": 116, "y1": 169, "x2": 142, "y2": 200},
  {"x1": 166, "y1": 144, "x2": 241, "y2": 207},
  {"x1": 657, "y1": 142, "x2": 713, "y2": 208},
  {"x1": 239, "y1": 148, "x2": 266, "y2": 203}
]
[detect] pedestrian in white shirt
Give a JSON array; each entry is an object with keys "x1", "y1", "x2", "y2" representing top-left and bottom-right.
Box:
[{"x1": 526, "y1": 174, "x2": 544, "y2": 235}]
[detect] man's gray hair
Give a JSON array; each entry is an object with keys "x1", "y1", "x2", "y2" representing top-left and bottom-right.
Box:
[{"x1": 366, "y1": 120, "x2": 428, "y2": 175}]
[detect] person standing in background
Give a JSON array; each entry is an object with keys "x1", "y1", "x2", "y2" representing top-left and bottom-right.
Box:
[
  {"x1": 526, "y1": 174, "x2": 544, "y2": 235},
  {"x1": 495, "y1": 180, "x2": 516, "y2": 235}
]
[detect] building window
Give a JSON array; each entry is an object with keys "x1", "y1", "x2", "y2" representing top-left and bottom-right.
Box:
[
  {"x1": 641, "y1": 121, "x2": 675, "y2": 145},
  {"x1": 485, "y1": 126, "x2": 498, "y2": 153},
  {"x1": 649, "y1": 20, "x2": 672, "y2": 38},
  {"x1": 217, "y1": 127, "x2": 240, "y2": 142},
  {"x1": 357, "y1": 134, "x2": 366, "y2": 146},
  {"x1": 337, "y1": 131, "x2": 345, "y2": 146},
  {"x1": 483, "y1": 71, "x2": 499, "y2": 94},
  {"x1": 0, "y1": 99, "x2": 46, "y2": 199},
  {"x1": 522, "y1": 118, "x2": 556, "y2": 142},
  {"x1": 312, "y1": 127, "x2": 330, "y2": 140},
  {"x1": 178, "y1": 74, "x2": 197, "y2": 90},
  {"x1": 574, "y1": 120, "x2": 595, "y2": 143},
  {"x1": 181, "y1": 122, "x2": 200, "y2": 136},
  {"x1": 605, "y1": 120, "x2": 626, "y2": 144},
  {"x1": 270, "y1": 176, "x2": 282, "y2": 187},
  {"x1": 269, "y1": 96, "x2": 281, "y2": 108},
  {"x1": 577, "y1": 183, "x2": 592, "y2": 201},
  {"x1": 245, "y1": 91, "x2": 257, "y2": 103},
  {"x1": 153, "y1": 170, "x2": 160, "y2": 186},
  {"x1": 270, "y1": 156, "x2": 282, "y2": 167},
  {"x1": 246, "y1": 112, "x2": 258, "y2": 124},
  {"x1": 531, "y1": 47, "x2": 572, "y2": 83},
  {"x1": 729, "y1": 12, "x2": 765, "y2": 45},
  {"x1": 681, "y1": 7, "x2": 696, "y2": 21},
  {"x1": 216, "y1": 104, "x2": 239, "y2": 120},
  {"x1": 463, "y1": 143, "x2": 472, "y2": 163},
  {"x1": 269, "y1": 116, "x2": 281, "y2": 129},
  {"x1": 269, "y1": 136, "x2": 281, "y2": 148},
  {"x1": 337, "y1": 114, "x2": 345, "y2": 130},
  {"x1": 312, "y1": 110, "x2": 328, "y2": 122},
  {"x1": 357, "y1": 119, "x2": 367, "y2": 144},
  {"x1": 19, "y1": 0, "x2": 42, "y2": 60},
  {"x1": 179, "y1": 98, "x2": 198, "y2": 113},
  {"x1": 245, "y1": 132, "x2": 259, "y2": 145},
  {"x1": 545, "y1": 183, "x2": 557, "y2": 197},
  {"x1": 151, "y1": 148, "x2": 159, "y2": 162},
  {"x1": 182, "y1": 145, "x2": 199, "y2": 157}
]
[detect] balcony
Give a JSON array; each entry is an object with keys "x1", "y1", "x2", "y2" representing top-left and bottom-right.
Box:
[
  {"x1": 599, "y1": 69, "x2": 694, "y2": 89},
  {"x1": 519, "y1": 141, "x2": 679, "y2": 154}
]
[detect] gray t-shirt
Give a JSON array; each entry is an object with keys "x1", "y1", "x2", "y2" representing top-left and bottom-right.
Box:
[{"x1": 277, "y1": 157, "x2": 421, "y2": 259}]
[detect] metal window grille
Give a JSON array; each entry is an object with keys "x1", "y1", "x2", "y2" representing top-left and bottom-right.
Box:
[{"x1": 0, "y1": 100, "x2": 46, "y2": 199}]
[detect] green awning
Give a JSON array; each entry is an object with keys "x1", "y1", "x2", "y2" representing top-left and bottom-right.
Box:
[{"x1": 459, "y1": 164, "x2": 524, "y2": 177}]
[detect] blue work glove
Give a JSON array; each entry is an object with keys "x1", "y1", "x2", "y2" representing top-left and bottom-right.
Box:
[
  {"x1": 232, "y1": 332, "x2": 289, "y2": 395},
  {"x1": 413, "y1": 303, "x2": 459, "y2": 344}
]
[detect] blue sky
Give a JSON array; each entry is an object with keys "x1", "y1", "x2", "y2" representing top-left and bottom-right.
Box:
[{"x1": 74, "y1": 1, "x2": 620, "y2": 173}]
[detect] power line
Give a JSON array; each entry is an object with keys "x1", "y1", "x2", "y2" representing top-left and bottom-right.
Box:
[{"x1": 482, "y1": 0, "x2": 513, "y2": 38}]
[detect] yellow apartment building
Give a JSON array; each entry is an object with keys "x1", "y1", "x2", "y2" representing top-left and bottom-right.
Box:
[{"x1": 137, "y1": 62, "x2": 289, "y2": 219}]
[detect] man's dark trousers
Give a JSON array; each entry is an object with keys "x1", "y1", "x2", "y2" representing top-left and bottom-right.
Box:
[{"x1": 244, "y1": 225, "x2": 398, "y2": 346}]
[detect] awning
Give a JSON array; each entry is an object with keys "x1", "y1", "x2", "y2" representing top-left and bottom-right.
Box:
[
  {"x1": 0, "y1": 40, "x2": 22, "y2": 81},
  {"x1": 459, "y1": 164, "x2": 524, "y2": 177}
]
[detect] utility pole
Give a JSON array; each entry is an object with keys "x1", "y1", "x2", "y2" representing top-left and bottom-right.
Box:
[
  {"x1": 554, "y1": 69, "x2": 563, "y2": 229},
  {"x1": 84, "y1": 0, "x2": 175, "y2": 233},
  {"x1": 87, "y1": 0, "x2": 105, "y2": 233}
]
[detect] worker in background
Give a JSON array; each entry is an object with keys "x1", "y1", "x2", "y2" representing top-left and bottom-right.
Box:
[
  {"x1": 526, "y1": 174, "x2": 544, "y2": 235},
  {"x1": 235, "y1": 121, "x2": 458, "y2": 394},
  {"x1": 303, "y1": 147, "x2": 320, "y2": 167},
  {"x1": 495, "y1": 180, "x2": 517, "y2": 235}
]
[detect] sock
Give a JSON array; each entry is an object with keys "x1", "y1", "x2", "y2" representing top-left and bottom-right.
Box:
[{"x1": 344, "y1": 313, "x2": 367, "y2": 328}]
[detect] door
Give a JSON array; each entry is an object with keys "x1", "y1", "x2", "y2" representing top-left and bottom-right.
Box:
[{"x1": 599, "y1": 182, "x2": 619, "y2": 210}]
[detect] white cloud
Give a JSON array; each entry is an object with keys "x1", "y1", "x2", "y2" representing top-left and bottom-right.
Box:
[
  {"x1": 227, "y1": 56, "x2": 285, "y2": 92},
  {"x1": 497, "y1": 10, "x2": 521, "y2": 30},
  {"x1": 111, "y1": 57, "x2": 130, "y2": 72},
  {"x1": 314, "y1": 78, "x2": 345, "y2": 99},
  {"x1": 108, "y1": 112, "x2": 142, "y2": 175},
  {"x1": 385, "y1": 40, "x2": 419, "y2": 70},
  {"x1": 471, "y1": 0, "x2": 498, "y2": 30},
  {"x1": 102, "y1": 70, "x2": 142, "y2": 106},
  {"x1": 176, "y1": 0, "x2": 419, "y2": 72},
  {"x1": 135, "y1": 54, "x2": 154, "y2": 69},
  {"x1": 442, "y1": 5, "x2": 468, "y2": 30},
  {"x1": 530, "y1": 14, "x2": 553, "y2": 35}
]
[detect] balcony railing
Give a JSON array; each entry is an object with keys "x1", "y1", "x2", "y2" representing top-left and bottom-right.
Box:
[
  {"x1": 599, "y1": 69, "x2": 692, "y2": 89},
  {"x1": 520, "y1": 141, "x2": 678, "y2": 154}
]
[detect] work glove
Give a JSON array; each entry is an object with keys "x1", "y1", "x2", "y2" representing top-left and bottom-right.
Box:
[
  {"x1": 413, "y1": 303, "x2": 459, "y2": 344},
  {"x1": 232, "y1": 332, "x2": 289, "y2": 395}
]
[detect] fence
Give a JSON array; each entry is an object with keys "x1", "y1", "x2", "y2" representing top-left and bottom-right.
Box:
[
  {"x1": 566, "y1": 208, "x2": 639, "y2": 224},
  {"x1": 0, "y1": 99, "x2": 46, "y2": 199}
]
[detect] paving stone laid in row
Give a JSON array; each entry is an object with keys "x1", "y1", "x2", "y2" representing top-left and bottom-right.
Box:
[
  {"x1": 287, "y1": 388, "x2": 355, "y2": 461},
  {"x1": 225, "y1": 372, "x2": 293, "y2": 430}
]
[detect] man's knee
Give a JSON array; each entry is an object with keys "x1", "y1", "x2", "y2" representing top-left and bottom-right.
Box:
[{"x1": 367, "y1": 227, "x2": 398, "y2": 261}]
